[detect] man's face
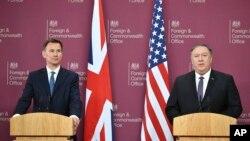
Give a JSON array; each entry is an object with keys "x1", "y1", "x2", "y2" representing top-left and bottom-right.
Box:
[
  {"x1": 191, "y1": 46, "x2": 212, "y2": 75},
  {"x1": 42, "y1": 42, "x2": 63, "y2": 68}
]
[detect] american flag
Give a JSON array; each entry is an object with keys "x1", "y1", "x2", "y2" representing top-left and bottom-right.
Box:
[
  {"x1": 141, "y1": 0, "x2": 174, "y2": 141},
  {"x1": 84, "y1": 0, "x2": 113, "y2": 140}
]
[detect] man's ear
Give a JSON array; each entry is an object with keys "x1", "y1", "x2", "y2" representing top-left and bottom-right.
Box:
[{"x1": 42, "y1": 51, "x2": 46, "y2": 58}]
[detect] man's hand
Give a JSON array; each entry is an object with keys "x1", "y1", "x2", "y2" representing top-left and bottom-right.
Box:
[{"x1": 70, "y1": 115, "x2": 80, "y2": 135}]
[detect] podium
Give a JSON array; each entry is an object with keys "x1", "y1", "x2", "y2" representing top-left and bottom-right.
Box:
[
  {"x1": 173, "y1": 113, "x2": 236, "y2": 141},
  {"x1": 10, "y1": 113, "x2": 74, "y2": 141}
]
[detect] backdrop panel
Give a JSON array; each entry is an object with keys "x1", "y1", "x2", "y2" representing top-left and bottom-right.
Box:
[{"x1": 0, "y1": 0, "x2": 249, "y2": 140}]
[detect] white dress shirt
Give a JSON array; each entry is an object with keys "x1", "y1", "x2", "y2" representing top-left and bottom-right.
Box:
[{"x1": 195, "y1": 68, "x2": 211, "y2": 98}]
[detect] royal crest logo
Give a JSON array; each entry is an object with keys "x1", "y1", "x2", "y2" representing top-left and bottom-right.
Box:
[
  {"x1": 113, "y1": 104, "x2": 118, "y2": 111},
  {"x1": 69, "y1": 62, "x2": 79, "y2": 70},
  {"x1": 171, "y1": 20, "x2": 180, "y2": 28},
  {"x1": 232, "y1": 21, "x2": 241, "y2": 28},
  {"x1": 110, "y1": 20, "x2": 119, "y2": 28},
  {"x1": 9, "y1": 62, "x2": 18, "y2": 69},
  {"x1": 130, "y1": 63, "x2": 139, "y2": 70},
  {"x1": 49, "y1": 20, "x2": 58, "y2": 27}
]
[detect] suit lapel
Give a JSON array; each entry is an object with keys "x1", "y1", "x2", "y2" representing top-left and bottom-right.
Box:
[
  {"x1": 203, "y1": 70, "x2": 216, "y2": 101},
  {"x1": 189, "y1": 71, "x2": 199, "y2": 101},
  {"x1": 52, "y1": 68, "x2": 66, "y2": 97},
  {"x1": 41, "y1": 68, "x2": 51, "y2": 96}
]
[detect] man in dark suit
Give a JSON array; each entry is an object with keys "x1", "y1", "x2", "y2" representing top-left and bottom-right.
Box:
[
  {"x1": 13, "y1": 39, "x2": 82, "y2": 140},
  {"x1": 166, "y1": 43, "x2": 242, "y2": 123}
]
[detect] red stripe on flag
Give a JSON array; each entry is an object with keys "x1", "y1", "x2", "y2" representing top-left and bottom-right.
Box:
[
  {"x1": 145, "y1": 80, "x2": 167, "y2": 140},
  {"x1": 158, "y1": 63, "x2": 170, "y2": 92},
  {"x1": 84, "y1": 58, "x2": 111, "y2": 140},
  {"x1": 141, "y1": 0, "x2": 174, "y2": 140},
  {"x1": 101, "y1": 125, "x2": 105, "y2": 141},
  {"x1": 84, "y1": 0, "x2": 113, "y2": 140},
  {"x1": 142, "y1": 112, "x2": 151, "y2": 141},
  {"x1": 149, "y1": 68, "x2": 167, "y2": 111},
  {"x1": 99, "y1": 0, "x2": 105, "y2": 48}
]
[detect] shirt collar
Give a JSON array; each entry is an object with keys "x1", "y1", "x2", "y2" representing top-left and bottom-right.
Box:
[
  {"x1": 195, "y1": 68, "x2": 211, "y2": 80},
  {"x1": 46, "y1": 66, "x2": 60, "y2": 75}
]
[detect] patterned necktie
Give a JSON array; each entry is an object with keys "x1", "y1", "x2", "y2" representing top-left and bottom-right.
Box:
[
  {"x1": 49, "y1": 72, "x2": 55, "y2": 95},
  {"x1": 198, "y1": 76, "x2": 204, "y2": 102}
]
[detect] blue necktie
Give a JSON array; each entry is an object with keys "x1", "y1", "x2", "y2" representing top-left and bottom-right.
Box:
[
  {"x1": 198, "y1": 76, "x2": 204, "y2": 102},
  {"x1": 50, "y1": 72, "x2": 55, "y2": 95}
]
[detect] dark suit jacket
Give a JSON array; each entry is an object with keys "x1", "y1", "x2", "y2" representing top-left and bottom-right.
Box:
[
  {"x1": 166, "y1": 70, "x2": 242, "y2": 123},
  {"x1": 14, "y1": 67, "x2": 82, "y2": 118}
]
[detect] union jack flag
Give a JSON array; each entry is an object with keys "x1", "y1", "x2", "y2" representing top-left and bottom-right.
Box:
[
  {"x1": 84, "y1": 0, "x2": 113, "y2": 140},
  {"x1": 141, "y1": 0, "x2": 174, "y2": 140}
]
